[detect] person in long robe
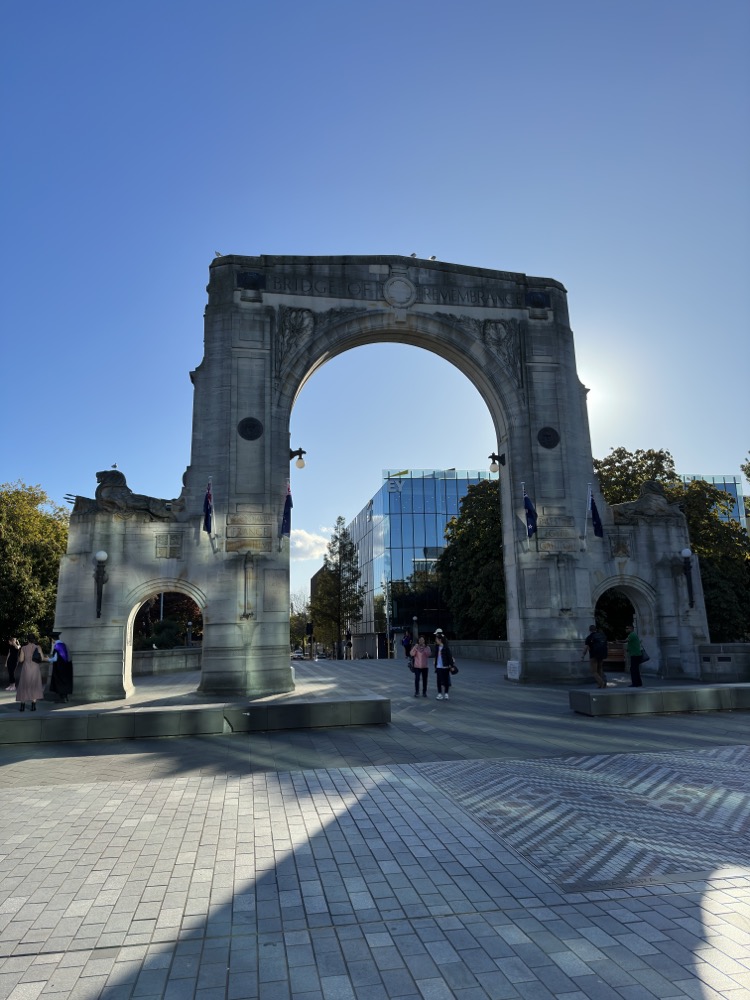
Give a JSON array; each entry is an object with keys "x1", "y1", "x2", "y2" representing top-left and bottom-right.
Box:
[
  {"x1": 48, "y1": 631, "x2": 73, "y2": 703},
  {"x1": 16, "y1": 636, "x2": 45, "y2": 711}
]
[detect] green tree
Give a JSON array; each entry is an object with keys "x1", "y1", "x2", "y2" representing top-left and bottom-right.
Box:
[
  {"x1": 741, "y1": 452, "x2": 750, "y2": 485},
  {"x1": 437, "y1": 479, "x2": 506, "y2": 640},
  {"x1": 677, "y1": 479, "x2": 750, "y2": 642},
  {"x1": 309, "y1": 516, "x2": 365, "y2": 657},
  {"x1": 595, "y1": 447, "x2": 750, "y2": 642},
  {"x1": 0, "y1": 482, "x2": 69, "y2": 645},
  {"x1": 289, "y1": 590, "x2": 310, "y2": 650},
  {"x1": 593, "y1": 447, "x2": 680, "y2": 504},
  {"x1": 133, "y1": 593, "x2": 202, "y2": 650}
]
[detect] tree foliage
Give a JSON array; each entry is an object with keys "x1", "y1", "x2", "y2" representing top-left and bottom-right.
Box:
[
  {"x1": 0, "y1": 482, "x2": 69, "y2": 646},
  {"x1": 595, "y1": 447, "x2": 750, "y2": 642},
  {"x1": 593, "y1": 447, "x2": 680, "y2": 504},
  {"x1": 309, "y1": 516, "x2": 365, "y2": 657},
  {"x1": 289, "y1": 590, "x2": 310, "y2": 650},
  {"x1": 436, "y1": 479, "x2": 506, "y2": 640},
  {"x1": 133, "y1": 593, "x2": 202, "y2": 650},
  {"x1": 741, "y1": 451, "x2": 750, "y2": 486}
]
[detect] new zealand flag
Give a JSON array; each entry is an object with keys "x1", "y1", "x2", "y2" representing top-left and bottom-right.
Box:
[
  {"x1": 523, "y1": 489, "x2": 538, "y2": 538},
  {"x1": 203, "y1": 481, "x2": 213, "y2": 534},
  {"x1": 279, "y1": 482, "x2": 293, "y2": 538}
]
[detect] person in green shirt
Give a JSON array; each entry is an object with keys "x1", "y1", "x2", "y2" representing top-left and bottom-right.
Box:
[{"x1": 625, "y1": 626, "x2": 644, "y2": 687}]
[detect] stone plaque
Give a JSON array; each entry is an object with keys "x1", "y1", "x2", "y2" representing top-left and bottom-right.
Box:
[
  {"x1": 263, "y1": 569, "x2": 287, "y2": 612},
  {"x1": 226, "y1": 538, "x2": 272, "y2": 553},
  {"x1": 539, "y1": 540, "x2": 580, "y2": 553},
  {"x1": 507, "y1": 660, "x2": 521, "y2": 680},
  {"x1": 227, "y1": 525, "x2": 272, "y2": 538},
  {"x1": 227, "y1": 513, "x2": 271, "y2": 525},
  {"x1": 155, "y1": 533, "x2": 183, "y2": 559}
]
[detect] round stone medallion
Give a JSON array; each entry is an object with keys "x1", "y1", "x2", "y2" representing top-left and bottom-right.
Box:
[
  {"x1": 537, "y1": 427, "x2": 560, "y2": 449},
  {"x1": 383, "y1": 275, "x2": 417, "y2": 308},
  {"x1": 237, "y1": 417, "x2": 264, "y2": 441}
]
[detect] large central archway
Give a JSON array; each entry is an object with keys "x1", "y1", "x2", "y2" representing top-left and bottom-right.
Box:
[{"x1": 55, "y1": 256, "x2": 709, "y2": 699}]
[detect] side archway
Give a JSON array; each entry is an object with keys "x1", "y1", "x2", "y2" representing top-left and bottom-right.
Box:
[
  {"x1": 592, "y1": 575, "x2": 659, "y2": 672},
  {"x1": 124, "y1": 579, "x2": 208, "y2": 694}
]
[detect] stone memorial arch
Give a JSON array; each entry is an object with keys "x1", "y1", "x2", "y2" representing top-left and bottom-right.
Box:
[{"x1": 55, "y1": 255, "x2": 709, "y2": 700}]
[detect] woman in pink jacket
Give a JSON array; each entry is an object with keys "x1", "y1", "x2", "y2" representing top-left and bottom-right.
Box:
[{"x1": 410, "y1": 635, "x2": 431, "y2": 697}]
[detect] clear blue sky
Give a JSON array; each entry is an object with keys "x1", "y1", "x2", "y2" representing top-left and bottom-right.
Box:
[{"x1": 2, "y1": 0, "x2": 748, "y2": 597}]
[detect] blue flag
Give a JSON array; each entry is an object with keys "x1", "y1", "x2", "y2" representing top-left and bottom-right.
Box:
[
  {"x1": 523, "y1": 489, "x2": 537, "y2": 537},
  {"x1": 203, "y1": 481, "x2": 213, "y2": 534},
  {"x1": 279, "y1": 482, "x2": 293, "y2": 538},
  {"x1": 590, "y1": 493, "x2": 604, "y2": 538}
]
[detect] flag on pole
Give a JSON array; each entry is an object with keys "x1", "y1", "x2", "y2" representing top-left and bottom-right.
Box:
[
  {"x1": 523, "y1": 487, "x2": 538, "y2": 537},
  {"x1": 203, "y1": 480, "x2": 213, "y2": 534},
  {"x1": 279, "y1": 481, "x2": 293, "y2": 538},
  {"x1": 589, "y1": 490, "x2": 604, "y2": 538}
]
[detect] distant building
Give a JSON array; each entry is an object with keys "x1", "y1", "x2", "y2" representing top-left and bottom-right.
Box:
[
  {"x1": 345, "y1": 468, "x2": 497, "y2": 657},
  {"x1": 679, "y1": 474, "x2": 746, "y2": 530}
]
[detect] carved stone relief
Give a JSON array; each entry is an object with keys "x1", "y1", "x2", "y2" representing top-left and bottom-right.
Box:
[
  {"x1": 73, "y1": 470, "x2": 182, "y2": 520},
  {"x1": 275, "y1": 306, "x2": 315, "y2": 379}
]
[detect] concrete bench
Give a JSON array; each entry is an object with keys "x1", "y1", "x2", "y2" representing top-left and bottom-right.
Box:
[{"x1": 570, "y1": 684, "x2": 750, "y2": 717}]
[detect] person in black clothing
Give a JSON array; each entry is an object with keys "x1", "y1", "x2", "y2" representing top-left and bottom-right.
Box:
[
  {"x1": 433, "y1": 630, "x2": 455, "y2": 700},
  {"x1": 581, "y1": 624, "x2": 608, "y2": 689},
  {"x1": 48, "y1": 631, "x2": 73, "y2": 703},
  {"x1": 401, "y1": 632, "x2": 412, "y2": 662},
  {"x1": 5, "y1": 637, "x2": 20, "y2": 691}
]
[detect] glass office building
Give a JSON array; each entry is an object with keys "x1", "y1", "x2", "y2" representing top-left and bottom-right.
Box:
[
  {"x1": 680, "y1": 474, "x2": 747, "y2": 530},
  {"x1": 347, "y1": 468, "x2": 497, "y2": 655}
]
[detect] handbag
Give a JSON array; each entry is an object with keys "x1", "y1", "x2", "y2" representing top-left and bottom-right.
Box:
[
  {"x1": 640, "y1": 646, "x2": 650, "y2": 663},
  {"x1": 32, "y1": 647, "x2": 42, "y2": 663},
  {"x1": 449, "y1": 661, "x2": 459, "y2": 675}
]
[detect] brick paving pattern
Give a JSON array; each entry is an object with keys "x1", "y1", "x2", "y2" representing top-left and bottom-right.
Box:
[
  {"x1": 0, "y1": 659, "x2": 749, "y2": 998},
  {"x1": 419, "y1": 745, "x2": 750, "y2": 891}
]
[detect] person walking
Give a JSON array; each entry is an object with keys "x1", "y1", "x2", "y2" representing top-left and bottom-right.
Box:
[
  {"x1": 48, "y1": 631, "x2": 73, "y2": 703},
  {"x1": 410, "y1": 635, "x2": 430, "y2": 697},
  {"x1": 5, "y1": 637, "x2": 20, "y2": 691},
  {"x1": 625, "y1": 624, "x2": 644, "y2": 687},
  {"x1": 401, "y1": 632, "x2": 412, "y2": 664},
  {"x1": 581, "y1": 624, "x2": 608, "y2": 689},
  {"x1": 433, "y1": 630, "x2": 455, "y2": 700},
  {"x1": 15, "y1": 635, "x2": 46, "y2": 711}
]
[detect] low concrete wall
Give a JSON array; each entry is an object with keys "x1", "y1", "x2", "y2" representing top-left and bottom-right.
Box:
[
  {"x1": 133, "y1": 647, "x2": 202, "y2": 676},
  {"x1": 570, "y1": 683, "x2": 750, "y2": 717},
  {"x1": 0, "y1": 696, "x2": 391, "y2": 745},
  {"x1": 698, "y1": 644, "x2": 750, "y2": 682}
]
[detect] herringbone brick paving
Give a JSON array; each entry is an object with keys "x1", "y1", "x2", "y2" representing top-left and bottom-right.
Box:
[{"x1": 1, "y1": 658, "x2": 749, "y2": 998}]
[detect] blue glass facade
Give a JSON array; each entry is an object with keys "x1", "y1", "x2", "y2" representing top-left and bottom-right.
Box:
[
  {"x1": 347, "y1": 469, "x2": 497, "y2": 644},
  {"x1": 680, "y1": 473, "x2": 747, "y2": 529}
]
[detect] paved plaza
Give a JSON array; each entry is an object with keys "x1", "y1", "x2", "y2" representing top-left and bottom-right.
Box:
[{"x1": 1, "y1": 658, "x2": 749, "y2": 999}]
